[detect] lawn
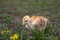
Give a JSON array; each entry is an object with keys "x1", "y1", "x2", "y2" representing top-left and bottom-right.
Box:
[{"x1": 0, "y1": 0, "x2": 60, "y2": 40}]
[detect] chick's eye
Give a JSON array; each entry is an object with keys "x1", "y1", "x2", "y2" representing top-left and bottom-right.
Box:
[{"x1": 25, "y1": 20, "x2": 28, "y2": 22}]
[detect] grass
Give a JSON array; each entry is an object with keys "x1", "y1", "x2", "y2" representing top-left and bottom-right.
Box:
[
  {"x1": 0, "y1": 0, "x2": 60, "y2": 40},
  {"x1": 0, "y1": 16, "x2": 58, "y2": 40},
  {"x1": 28, "y1": 26, "x2": 58, "y2": 40}
]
